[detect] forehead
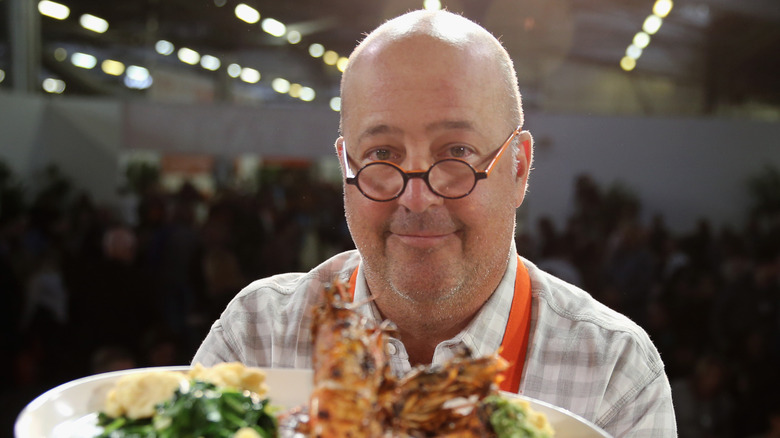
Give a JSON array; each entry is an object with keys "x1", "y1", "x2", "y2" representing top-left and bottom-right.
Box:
[{"x1": 341, "y1": 36, "x2": 505, "y2": 138}]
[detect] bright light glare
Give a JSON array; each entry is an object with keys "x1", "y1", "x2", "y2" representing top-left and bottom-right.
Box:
[
  {"x1": 227, "y1": 63, "x2": 242, "y2": 78},
  {"x1": 262, "y1": 18, "x2": 286, "y2": 37},
  {"x1": 272, "y1": 78, "x2": 290, "y2": 93},
  {"x1": 620, "y1": 56, "x2": 637, "y2": 71},
  {"x1": 633, "y1": 32, "x2": 651, "y2": 49},
  {"x1": 101, "y1": 59, "x2": 125, "y2": 76},
  {"x1": 235, "y1": 3, "x2": 260, "y2": 24},
  {"x1": 38, "y1": 1, "x2": 69, "y2": 20},
  {"x1": 155, "y1": 40, "x2": 174, "y2": 56},
  {"x1": 626, "y1": 44, "x2": 643, "y2": 59},
  {"x1": 289, "y1": 83, "x2": 302, "y2": 98},
  {"x1": 299, "y1": 87, "x2": 315, "y2": 102},
  {"x1": 240, "y1": 67, "x2": 261, "y2": 83},
  {"x1": 330, "y1": 97, "x2": 341, "y2": 112},
  {"x1": 336, "y1": 57, "x2": 349, "y2": 72},
  {"x1": 0, "y1": 69, "x2": 6, "y2": 84},
  {"x1": 71, "y1": 52, "x2": 97, "y2": 69},
  {"x1": 126, "y1": 65, "x2": 150, "y2": 81},
  {"x1": 308, "y1": 43, "x2": 324, "y2": 58},
  {"x1": 42, "y1": 78, "x2": 66, "y2": 93},
  {"x1": 178, "y1": 47, "x2": 201, "y2": 65},
  {"x1": 653, "y1": 0, "x2": 673, "y2": 18},
  {"x1": 80, "y1": 14, "x2": 109, "y2": 33},
  {"x1": 643, "y1": 15, "x2": 663, "y2": 34},
  {"x1": 201, "y1": 55, "x2": 221, "y2": 71},
  {"x1": 323, "y1": 50, "x2": 339, "y2": 66},
  {"x1": 287, "y1": 30, "x2": 301, "y2": 44},
  {"x1": 125, "y1": 66, "x2": 152, "y2": 89},
  {"x1": 423, "y1": 0, "x2": 442, "y2": 10}
]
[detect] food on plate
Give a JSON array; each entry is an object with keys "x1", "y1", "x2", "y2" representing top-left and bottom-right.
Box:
[
  {"x1": 93, "y1": 281, "x2": 554, "y2": 437},
  {"x1": 95, "y1": 363, "x2": 276, "y2": 438},
  {"x1": 288, "y1": 279, "x2": 555, "y2": 437}
]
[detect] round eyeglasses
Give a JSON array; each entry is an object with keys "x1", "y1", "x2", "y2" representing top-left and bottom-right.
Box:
[{"x1": 341, "y1": 127, "x2": 521, "y2": 202}]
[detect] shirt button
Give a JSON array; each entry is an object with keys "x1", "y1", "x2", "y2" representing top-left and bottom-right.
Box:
[{"x1": 386, "y1": 343, "x2": 398, "y2": 355}]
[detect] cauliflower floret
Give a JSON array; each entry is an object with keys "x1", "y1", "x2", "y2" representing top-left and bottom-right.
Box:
[
  {"x1": 189, "y1": 362, "x2": 268, "y2": 396},
  {"x1": 104, "y1": 371, "x2": 187, "y2": 419},
  {"x1": 233, "y1": 427, "x2": 262, "y2": 438}
]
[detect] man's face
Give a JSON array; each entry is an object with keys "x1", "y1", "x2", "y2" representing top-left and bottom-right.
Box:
[{"x1": 339, "y1": 37, "x2": 529, "y2": 309}]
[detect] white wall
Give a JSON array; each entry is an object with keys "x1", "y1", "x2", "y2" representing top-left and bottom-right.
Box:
[{"x1": 2, "y1": 92, "x2": 779, "y2": 233}]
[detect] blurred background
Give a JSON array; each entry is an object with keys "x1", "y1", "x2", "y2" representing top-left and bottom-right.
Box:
[{"x1": 1, "y1": 0, "x2": 779, "y2": 436}]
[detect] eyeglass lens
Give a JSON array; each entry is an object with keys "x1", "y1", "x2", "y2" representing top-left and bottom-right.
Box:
[{"x1": 356, "y1": 159, "x2": 477, "y2": 201}]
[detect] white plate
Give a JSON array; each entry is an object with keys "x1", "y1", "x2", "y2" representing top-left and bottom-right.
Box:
[
  {"x1": 15, "y1": 366, "x2": 610, "y2": 437},
  {"x1": 14, "y1": 366, "x2": 313, "y2": 438}
]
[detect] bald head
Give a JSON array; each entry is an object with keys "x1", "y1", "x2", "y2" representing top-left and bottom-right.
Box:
[{"x1": 340, "y1": 10, "x2": 523, "y2": 134}]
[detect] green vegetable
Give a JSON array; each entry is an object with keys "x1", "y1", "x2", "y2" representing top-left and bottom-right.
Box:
[
  {"x1": 96, "y1": 380, "x2": 277, "y2": 438},
  {"x1": 483, "y1": 395, "x2": 554, "y2": 438}
]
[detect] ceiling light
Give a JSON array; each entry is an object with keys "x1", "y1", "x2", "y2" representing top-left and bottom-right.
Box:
[
  {"x1": 642, "y1": 15, "x2": 663, "y2": 35},
  {"x1": 323, "y1": 50, "x2": 339, "y2": 66},
  {"x1": 0, "y1": 69, "x2": 6, "y2": 84},
  {"x1": 125, "y1": 66, "x2": 152, "y2": 89},
  {"x1": 178, "y1": 47, "x2": 200, "y2": 65},
  {"x1": 289, "y1": 83, "x2": 302, "y2": 98},
  {"x1": 71, "y1": 52, "x2": 97, "y2": 69},
  {"x1": 261, "y1": 18, "x2": 286, "y2": 37},
  {"x1": 633, "y1": 32, "x2": 651, "y2": 49},
  {"x1": 101, "y1": 59, "x2": 125, "y2": 76},
  {"x1": 423, "y1": 0, "x2": 442, "y2": 10},
  {"x1": 287, "y1": 30, "x2": 301, "y2": 44},
  {"x1": 620, "y1": 56, "x2": 637, "y2": 71},
  {"x1": 300, "y1": 87, "x2": 315, "y2": 102},
  {"x1": 54, "y1": 48, "x2": 68, "y2": 61},
  {"x1": 235, "y1": 3, "x2": 260, "y2": 24},
  {"x1": 653, "y1": 0, "x2": 673, "y2": 18},
  {"x1": 308, "y1": 44, "x2": 324, "y2": 58},
  {"x1": 240, "y1": 67, "x2": 261, "y2": 83},
  {"x1": 201, "y1": 55, "x2": 221, "y2": 71},
  {"x1": 336, "y1": 57, "x2": 349, "y2": 72},
  {"x1": 626, "y1": 44, "x2": 643, "y2": 59},
  {"x1": 42, "y1": 78, "x2": 66, "y2": 94},
  {"x1": 155, "y1": 40, "x2": 174, "y2": 56},
  {"x1": 80, "y1": 14, "x2": 108, "y2": 33},
  {"x1": 38, "y1": 1, "x2": 69, "y2": 20},
  {"x1": 330, "y1": 97, "x2": 341, "y2": 112},
  {"x1": 227, "y1": 63, "x2": 242, "y2": 78},
  {"x1": 272, "y1": 78, "x2": 290, "y2": 93}
]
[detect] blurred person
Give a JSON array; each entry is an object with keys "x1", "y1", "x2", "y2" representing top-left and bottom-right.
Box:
[{"x1": 194, "y1": 10, "x2": 676, "y2": 436}]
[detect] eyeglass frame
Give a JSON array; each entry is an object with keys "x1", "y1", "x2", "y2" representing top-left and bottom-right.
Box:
[{"x1": 340, "y1": 126, "x2": 522, "y2": 202}]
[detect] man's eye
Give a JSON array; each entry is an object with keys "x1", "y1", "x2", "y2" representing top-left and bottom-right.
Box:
[
  {"x1": 368, "y1": 149, "x2": 393, "y2": 161},
  {"x1": 448, "y1": 145, "x2": 472, "y2": 159}
]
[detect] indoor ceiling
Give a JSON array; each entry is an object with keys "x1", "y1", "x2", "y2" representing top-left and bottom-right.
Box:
[{"x1": 2, "y1": 0, "x2": 780, "y2": 119}]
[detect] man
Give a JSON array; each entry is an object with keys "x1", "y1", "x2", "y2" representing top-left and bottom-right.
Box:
[{"x1": 193, "y1": 10, "x2": 677, "y2": 436}]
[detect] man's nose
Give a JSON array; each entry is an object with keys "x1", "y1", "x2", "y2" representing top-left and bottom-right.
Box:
[{"x1": 397, "y1": 176, "x2": 443, "y2": 213}]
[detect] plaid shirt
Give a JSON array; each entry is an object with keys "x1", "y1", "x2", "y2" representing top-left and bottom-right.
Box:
[{"x1": 193, "y1": 249, "x2": 677, "y2": 437}]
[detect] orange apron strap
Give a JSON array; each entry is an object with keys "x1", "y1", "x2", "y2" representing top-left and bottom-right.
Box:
[
  {"x1": 346, "y1": 255, "x2": 531, "y2": 393},
  {"x1": 497, "y1": 255, "x2": 532, "y2": 393},
  {"x1": 348, "y1": 265, "x2": 359, "y2": 300}
]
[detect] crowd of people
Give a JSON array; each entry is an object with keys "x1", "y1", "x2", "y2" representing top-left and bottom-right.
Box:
[{"x1": 1, "y1": 161, "x2": 778, "y2": 437}]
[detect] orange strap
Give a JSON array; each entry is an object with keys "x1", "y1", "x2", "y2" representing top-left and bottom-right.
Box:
[{"x1": 347, "y1": 254, "x2": 532, "y2": 393}]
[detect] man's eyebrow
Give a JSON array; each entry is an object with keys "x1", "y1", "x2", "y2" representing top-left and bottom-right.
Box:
[
  {"x1": 356, "y1": 120, "x2": 476, "y2": 143},
  {"x1": 357, "y1": 124, "x2": 403, "y2": 143},
  {"x1": 424, "y1": 120, "x2": 475, "y2": 133}
]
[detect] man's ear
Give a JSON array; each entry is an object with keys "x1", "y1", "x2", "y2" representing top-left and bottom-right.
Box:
[
  {"x1": 514, "y1": 130, "x2": 534, "y2": 207},
  {"x1": 516, "y1": 131, "x2": 533, "y2": 178},
  {"x1": 335, "y1": 137, "x2": 346, "y2": 176}
]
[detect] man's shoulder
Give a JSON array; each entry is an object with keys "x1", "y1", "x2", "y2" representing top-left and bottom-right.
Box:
[
  {"x1": 227, "y1": 250, "x2": 361, "y2": 311},
  {"x1": 524, "y1": 257, "x2": 661, "y2": 364}
]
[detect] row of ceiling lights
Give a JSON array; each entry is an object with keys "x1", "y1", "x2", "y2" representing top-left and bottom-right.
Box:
[
  {"x1": 32, "y1": 0, "x2": 349, "y2": 110},
  {"x1": 620, "y1": 0, "x2": 673, "y2": 71}
]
